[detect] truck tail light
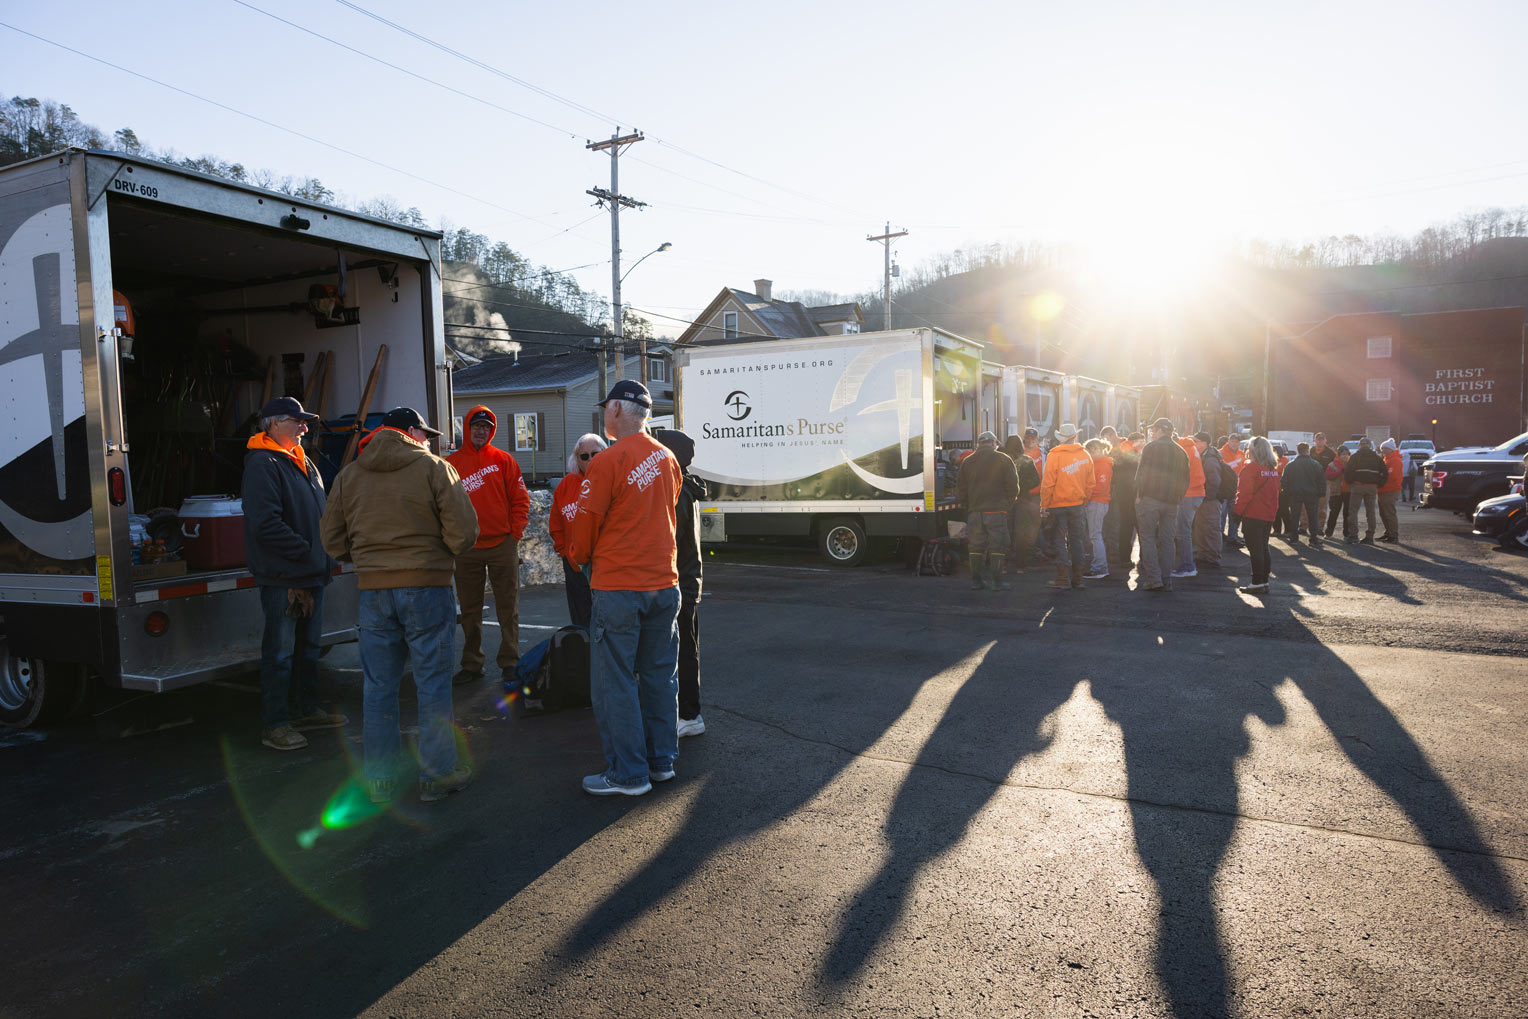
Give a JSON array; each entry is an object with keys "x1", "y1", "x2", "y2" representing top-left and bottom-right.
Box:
[
  {"x1": 109, "y1": 467, "x2": 127, "y2": 506},
  {"x1": 145, "y1": 611, "x2": 169, "y2": 637},
  {"x1": 1430, "y1": 470, "x2": 1447, "y2": 487}
]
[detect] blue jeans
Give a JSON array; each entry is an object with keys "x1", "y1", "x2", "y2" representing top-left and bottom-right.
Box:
[
  {"x1": 589, "y1": 586, "x2": 681, "y2": 787},
  {"x1": 358, "y1": 586, "x2": 458, "y2": 783},
  {"x1": 1175, "y1": 496, "x2": 1203, "y2": 572},
  {"x1": 259, "y1": 583, "x2": 326, "y2": 728},
  {"x1": 1049, "y1": 504, "x2": 1087, "y2": 568}
]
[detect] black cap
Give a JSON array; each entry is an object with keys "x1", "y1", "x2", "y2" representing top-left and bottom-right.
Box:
[
  {"x1": 467, "y1": 408, "x2": 494, "y2": 426},
  {"x1": 597, "y1": 379, "x2": 653, "y2": 409},
  {"x1": 259, "y1": 396, "x2": 319, "y2": 421},
  {"x1": 1193, "y1": 431, "x2": 1210, "y2": 443},
  {"x1": 653, "y1": 428, "x2": 695, "y2": 469},
  {"x1": 1150, "y1": 417, "x2": 1175, "y2": 432},
  {"x1": 380, "y1": 407, "x2": 441, "y2": 437}
]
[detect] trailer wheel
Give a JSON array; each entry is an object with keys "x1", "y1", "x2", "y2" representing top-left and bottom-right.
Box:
[
  {"x1": 818, "y1": 517, "x2": 868, "y2": 567},
  {"x1": 0, "y1": 636, "x2": 88, "y2": 729}
]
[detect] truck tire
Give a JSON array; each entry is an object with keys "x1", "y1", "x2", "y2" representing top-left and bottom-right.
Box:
[
  {"x1": 0, "y1": 636, "x2": 88, "y2": 729},
  {"x1": 818, "y1": 517, "x2": 868, "y2": 567}
]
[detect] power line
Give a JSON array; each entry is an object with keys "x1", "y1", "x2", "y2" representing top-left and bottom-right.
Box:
[
  {"x1": 0, "y1": 19, "x2": 579, "y2": 235},
  {"x1": 333, "y1": 0, "x2": 876, "y2": 221}
]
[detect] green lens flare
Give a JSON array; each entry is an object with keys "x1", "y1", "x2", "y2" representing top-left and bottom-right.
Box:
[{"x1": 320, "y1": 778, "x2": 388, "y2": 831}]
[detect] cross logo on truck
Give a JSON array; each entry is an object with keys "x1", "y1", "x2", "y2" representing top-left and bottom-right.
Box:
[{"x1": 725, "y1": 390, "x2": 752, "y2": 421}]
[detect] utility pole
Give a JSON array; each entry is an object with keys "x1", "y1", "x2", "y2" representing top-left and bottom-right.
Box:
[
  {"x1": 587, "y1": 128, "x2": 646, "y2": 403},
  {"x1": 867, "y1": 221, "x2": 907, "y2": 332}
]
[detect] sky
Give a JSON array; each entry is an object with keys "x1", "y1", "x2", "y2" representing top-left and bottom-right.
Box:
[{"x1": 4, "y1": 0, "x2": 1528, "y2": 335}]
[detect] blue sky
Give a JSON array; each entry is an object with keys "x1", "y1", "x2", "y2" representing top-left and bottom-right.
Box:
[{"x1": 4, "y1": 0, "x2": 1527, "y2": 330}]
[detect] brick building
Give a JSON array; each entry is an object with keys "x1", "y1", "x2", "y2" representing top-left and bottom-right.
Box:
[{"x1": 1265, "y1": 306, "x2": 1527, "y2": 448}]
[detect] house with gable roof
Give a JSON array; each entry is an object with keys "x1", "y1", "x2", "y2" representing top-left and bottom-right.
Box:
[{"x1": 675, "y1": 279, "x2": 864, "y2": 347}]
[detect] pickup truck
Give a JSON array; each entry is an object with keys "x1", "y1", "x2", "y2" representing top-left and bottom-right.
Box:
[{"x1": 1421, "y1": 431, "x2": 1528, "y2": 511}]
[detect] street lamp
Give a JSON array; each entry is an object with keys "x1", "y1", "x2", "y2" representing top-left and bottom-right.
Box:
[
  {"x1": 1432, "y1": 417, "x2": 1438, "y2": 446},
  {"x1": 616, "y1": 242, "x2": 672, "y2": 389}
]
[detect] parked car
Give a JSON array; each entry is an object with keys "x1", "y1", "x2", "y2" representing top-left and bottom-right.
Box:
[
  {"x1": 1474, "y1": 457, "x2": 1526, "y2": 549},
  {"x1": 1422, "y1": 432, "x2": 1528, "y2": 511}
]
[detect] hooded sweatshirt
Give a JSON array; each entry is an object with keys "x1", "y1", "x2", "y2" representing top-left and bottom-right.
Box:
[
  {"x1": 1040, "y1": 441, "x2": 1094, "y2": 509},
  {"x1": 320, "y1": 427, "x2": 479, "y2": 589},
  {"x1": 1177, "y1": 436, "x2": 1205, "y2": 498},
  {"x1": 445, "y1": 406, "x2": 530, "y2": 549},
  {"x1": 1380, "y1": 449, "x2": 1405, "y2": 493}
]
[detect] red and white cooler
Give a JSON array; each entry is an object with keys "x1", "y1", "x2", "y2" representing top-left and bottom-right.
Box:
[{"x1": 178, "y1": 496, "x2": 247, "y2": 571}]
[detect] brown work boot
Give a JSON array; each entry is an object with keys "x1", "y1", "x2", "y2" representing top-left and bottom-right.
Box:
[
  {"x1": 1070, "y1": 564, "x2": 1086, "y2": 589},
  {"x1": 1046, "y1": 564, "x2": 1070, "y2": 589}
]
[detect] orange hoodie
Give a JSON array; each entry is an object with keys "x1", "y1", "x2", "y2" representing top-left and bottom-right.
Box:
[
  {"x1": 1178, "y1": 437, "x2": 1205, "y2": 498},
  {"x1": 1381, "y1": 449, "x2": 1405, "y2": 493},
  {"x1": 1040, "y1": 442, "x2": 1094, "y2": 508},
  {"x1": 445, "y1": 406, "x2": 530, "y2": 549}
]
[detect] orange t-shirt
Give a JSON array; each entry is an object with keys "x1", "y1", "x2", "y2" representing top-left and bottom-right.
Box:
[
  {"x1": 1090, "y1": 455, "x2": 1113, "y2": 504},
  {"x1": 1177, "y1": 437, "x2": 1205, "y2": 498},
  {"x1": 566, "y1": 431, "x2": 681, "y2": 591},
  {"x1": 549, "y1": 471, "x2": 584, "y2": 557},
  {"x1": 1025, "y1": 444, "x2": 1044, "y2": 481}
]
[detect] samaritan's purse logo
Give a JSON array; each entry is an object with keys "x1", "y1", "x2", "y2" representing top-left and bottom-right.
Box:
[{"x1": 724, "y1": 390, "x2": 751, "y2": 421}]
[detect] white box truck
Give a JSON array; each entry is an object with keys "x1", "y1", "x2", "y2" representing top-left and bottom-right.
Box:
[
  {"x1": 0, "y1": 149, "x2": 451, "y2": 726},
  {"x1": 674, "y1": 327, "x2": 989, "y2": 565}
]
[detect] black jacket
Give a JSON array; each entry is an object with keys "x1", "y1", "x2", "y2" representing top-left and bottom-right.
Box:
[
  {"x1": 1199, "y1": 446, "x2": 1223, "y2": 499},
  {"x1": 242, "y1": 447, "x2": 335, "y2": 588},
  {"x1": 957, "y1": 448, "x2": 1019, "y2": 512},
  {"x1": 675, "y1": 472, "x2": 705, "y2": 604},
  {"x1": 1343, "y1": 448, "x2": 1389, "y2": 487},
  {"x1": 1111, "y1": 447, "x2": 1141, "y2": 501},
  {"x1": 1135, "y1": 437, "x2": 1191, "y2": 505}
]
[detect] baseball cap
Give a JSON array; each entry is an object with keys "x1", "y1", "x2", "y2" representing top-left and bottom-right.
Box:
[
  {"x1": 467, "y1": 408, "x2": 494, "y2": 426},
  {"x1": 1193, "y1": 431, "x2": 1210, "y2": 443},
  {"x1": 976, "y1": 430, "x2": 998, "y2": 444},
  {"x1": 380, "y1": 406, "x2": 441, "y2": 437},
  {"x1": 1150, "y1": 417, "x2": 1175, "y2": 432},
  {"x1": 597, "y1": 379, "x2": 653, "y2": 408},
  {"x1": 259, "y1": 396, "x2": 319, "y2": 421}
]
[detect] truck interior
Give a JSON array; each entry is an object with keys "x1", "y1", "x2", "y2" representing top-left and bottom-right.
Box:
[{"x1": 105, "y1": 196, "x2": 435, "y2": 584}]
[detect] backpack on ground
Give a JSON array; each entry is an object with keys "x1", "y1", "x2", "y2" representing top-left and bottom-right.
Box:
[{"x1": 509, "y1": 625, "x2": 591, "y2": 714}]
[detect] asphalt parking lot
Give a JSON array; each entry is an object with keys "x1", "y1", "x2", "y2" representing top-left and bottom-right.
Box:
[{"x1": 2, "y1": 507, "x2": 1526, "y2": 1018}]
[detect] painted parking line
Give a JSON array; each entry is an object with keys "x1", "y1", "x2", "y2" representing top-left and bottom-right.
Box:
[
  {"x1": 709, "y1": 561, "x2": 836, "y2": 574},
  {"x1": 482, "y1": 621, "x2": 559, "y2": 630}
]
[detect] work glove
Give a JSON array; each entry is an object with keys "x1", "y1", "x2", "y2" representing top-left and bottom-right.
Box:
[{"x1": 285, "y1": 587, "x2": 316, "y2": 619}]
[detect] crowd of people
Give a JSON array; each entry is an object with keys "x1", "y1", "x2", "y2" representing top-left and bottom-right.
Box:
[
  {"x1": 956, "y1": 421, "x2": 1411, "y2": 597},
  {"x1": 242, "y1": 379, "x2": 705, "y2": 805}
]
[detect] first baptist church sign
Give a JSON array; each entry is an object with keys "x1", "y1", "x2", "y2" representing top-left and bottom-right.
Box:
[{"x1": 1424, "y1": 368, "x2": 1498, "y2": 405}]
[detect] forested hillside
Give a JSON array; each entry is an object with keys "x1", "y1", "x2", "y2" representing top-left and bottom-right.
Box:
[{"x1": 0, "y1": 91, "x2": 619, "y2": 360}]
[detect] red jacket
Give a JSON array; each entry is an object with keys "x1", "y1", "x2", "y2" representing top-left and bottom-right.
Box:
[
  {"x1": 1234, "y1": 462, "x2": 1282, "y2": 522},
  {"x1": 445, "y1": 406, "x2": 530, "y2": 549}
]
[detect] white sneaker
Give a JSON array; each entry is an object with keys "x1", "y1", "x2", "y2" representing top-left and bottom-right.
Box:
[
  {"x1": 677, "y1": 715, "x2": 706, "y2": 738},
  {"x1": 1170, "y1": 568, "x2": 1198, "y2": 578}
]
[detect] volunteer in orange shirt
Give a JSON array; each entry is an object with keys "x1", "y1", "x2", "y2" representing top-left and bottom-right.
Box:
[
  {"x1": 549, "y1": 432, "x2": 606, "y2": 627},
  {"x1": 567, "y1": 380, "x2": 683, "y2": 797},
  {"x1": 1172, "y1": 431, "x2": 1205, "y2": 577},
  {"x1": 1040, "y1": 422, "x2": 1094, "y2": 589},
  {"x1": 1377, "y1": 438, "x2": 1405, "y2": 543},
  {"x1": 446, "y1": 406, "x2": 530, "y2": 685},
  {"x1": 1083, "y1": 437, "x2": 1113, "y2": 580}
]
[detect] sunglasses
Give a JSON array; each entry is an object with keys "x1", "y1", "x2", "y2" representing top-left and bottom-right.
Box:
[{"x1": 579, "y1": 451, "x2": 597, "y2": 461}]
